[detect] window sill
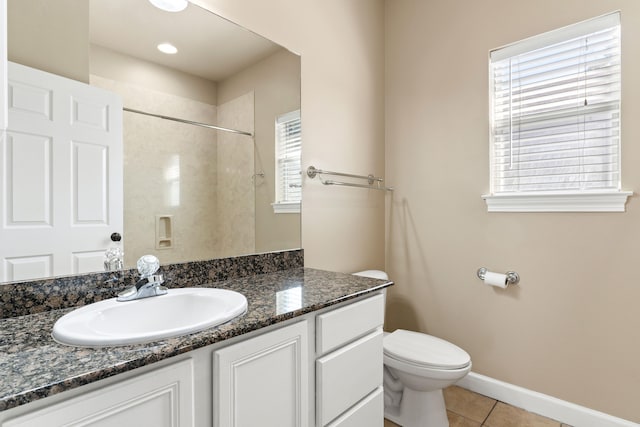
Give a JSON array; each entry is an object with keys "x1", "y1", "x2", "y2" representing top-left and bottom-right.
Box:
[
  {"x1": 272, "y1": 202, "x2": 301, "y2": 214},
  {"x1": 482, "y1": 191, "x2": 633, "y2": 212}
]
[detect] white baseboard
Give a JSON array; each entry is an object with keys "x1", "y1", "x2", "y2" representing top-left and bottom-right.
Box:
[{"x1": 456, "y1": 372, "x2": 638, "y2": 427}]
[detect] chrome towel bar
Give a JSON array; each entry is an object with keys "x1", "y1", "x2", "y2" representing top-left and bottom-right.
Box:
[{"x1": 306, "y1": 165, "x2": 393, "y2": 191}]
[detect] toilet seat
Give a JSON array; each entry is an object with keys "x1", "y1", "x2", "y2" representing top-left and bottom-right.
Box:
[{"x1": 384, "y1": 329, "x2": 470, "y2": 370}]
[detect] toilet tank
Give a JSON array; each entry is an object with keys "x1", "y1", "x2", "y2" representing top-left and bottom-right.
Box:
[{"x1": 352, "y1": 270, "x2": 389, "y2": 281}]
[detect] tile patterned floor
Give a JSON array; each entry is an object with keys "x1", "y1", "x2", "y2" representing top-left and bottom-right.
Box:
[{"x1": 383, "y1": 386, "x2": 573, "y2": 427}]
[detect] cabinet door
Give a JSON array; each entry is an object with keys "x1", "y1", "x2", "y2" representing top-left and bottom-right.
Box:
[
  {"x1": 4, "y1": 359, "x2": 194, "y2": 427},
  {"x1": 214, "y1": 320, "x2": 308, "y2": 427}
]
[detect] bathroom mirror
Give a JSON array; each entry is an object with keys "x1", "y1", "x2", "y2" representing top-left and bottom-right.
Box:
[{"x1": 1, "y1": 0, "x2": 301, "y2": 283}]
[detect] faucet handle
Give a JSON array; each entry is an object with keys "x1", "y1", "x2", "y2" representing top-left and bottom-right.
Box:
[{"x1": 137, "y1": 255, "x2": 160, "y2": 278}]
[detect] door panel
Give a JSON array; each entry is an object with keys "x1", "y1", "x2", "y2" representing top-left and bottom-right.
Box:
[
  {"x1": 4, "y1": 254, "x2": 52, "y2": 281},
  {"x1": 73, "y1": 141, "x2": 108, "y2": 223},
  {"x1": 5, "y1": 132, "x2": 51, "y2": 224},
  {"x1": 0, "y1": 62, "x2": 123, "y2": 281}
]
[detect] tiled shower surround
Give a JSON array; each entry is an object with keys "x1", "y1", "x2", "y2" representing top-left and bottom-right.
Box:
[
  {"x1": 90, "y1": 72, "x2": 258, "y2": 267},
  {"x1": 90, "y1": 73, "x2": 221, "y2": 267}
]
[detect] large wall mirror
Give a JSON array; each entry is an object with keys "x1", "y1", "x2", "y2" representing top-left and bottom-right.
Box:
[{"x1": 1, "y1": 0, "x2": 301, "y2": 283}]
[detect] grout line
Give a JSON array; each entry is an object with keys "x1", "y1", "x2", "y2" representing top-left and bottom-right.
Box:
[{"x1": 481, "y1": 400, "x2": 498, "y2": 426}]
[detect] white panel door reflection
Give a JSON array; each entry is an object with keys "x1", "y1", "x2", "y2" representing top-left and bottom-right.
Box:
[{"x1": 0, "y1": 62, "x2": 123, "y2": 282}]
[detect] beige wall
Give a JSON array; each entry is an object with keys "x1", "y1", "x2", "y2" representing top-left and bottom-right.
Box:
[
  {"x1": 386, "y1": 0, "x2": 640, "y2": 422},
  {"x1": 7, "y1": 0, "x2": 89, "y2": 83},
  {"x1": 217, "y1": 49, "x2": 301, "y2": 253},
  {"x1": 194, "y1": 0, "x2": 387, "y2": 273}
]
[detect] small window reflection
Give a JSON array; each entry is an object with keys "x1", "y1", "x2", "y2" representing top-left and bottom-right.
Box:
[{"x1": 164, "y1": 154, "x2": 180, "y2": 207}]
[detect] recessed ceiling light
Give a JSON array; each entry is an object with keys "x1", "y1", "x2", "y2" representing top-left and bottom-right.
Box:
[
  {"x1": 148, "y1": 0, "x2": 188, "y2": 12},
  {"x1": 157, "y1": 43, "x2": 178, "y2": 54}
]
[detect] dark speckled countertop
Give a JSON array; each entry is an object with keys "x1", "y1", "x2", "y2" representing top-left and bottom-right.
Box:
[{"x1": 0, "y1": 267, "x2": 392, "y2": 412}]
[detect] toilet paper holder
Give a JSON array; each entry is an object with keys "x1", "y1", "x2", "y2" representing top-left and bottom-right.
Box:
[{"x1": 477, "y1": 267, "x2": 520, "y2": 286}]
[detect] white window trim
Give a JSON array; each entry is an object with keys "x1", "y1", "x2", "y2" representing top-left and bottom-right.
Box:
[
  {"x1": 484, "y1": 12, "x2": 632, "y2": 213},
  {"x1": 273, "y1": 109, "x2": 301, "y2": 214},
  {"x1": 482, "y1": 191, "x2": 632, "y2": 212},
  {"x1": 271, "y1": 201, "x2": 301, "y2": 214}
]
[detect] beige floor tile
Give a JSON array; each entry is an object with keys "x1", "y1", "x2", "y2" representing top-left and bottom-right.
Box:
[
  {"x1": 448, "y1": 410, "x2": 482, "y2": 427},
  {"x1": 384, "y1": 412, "x2": 482, "y2": 427},
  {"x1": 444, "y1": 386, "x2": 497, "y2": 423},
  {"x1": 484, "y1": 402, "x2": 561, "y2": 427}
]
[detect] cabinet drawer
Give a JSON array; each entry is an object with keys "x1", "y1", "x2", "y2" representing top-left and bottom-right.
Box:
[
  {"x1": 316, "y1": 293, "x2": 384, "y2": 355},
  {"x1": 316, "y1": 329, "x2": 383, "y2": 426},
  {"x1": 326, "y1": 387, "x2": 383, "y2": 427}
]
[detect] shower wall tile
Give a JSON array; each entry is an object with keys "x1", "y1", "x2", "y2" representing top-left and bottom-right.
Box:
[{"x1": 90, "y1": 75, "x2": 219, "y2": 268}]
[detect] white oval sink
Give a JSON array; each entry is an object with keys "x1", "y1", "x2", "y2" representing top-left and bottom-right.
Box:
[{"x1": 52, "y1": 288, "x2": 247, "y2": 347}]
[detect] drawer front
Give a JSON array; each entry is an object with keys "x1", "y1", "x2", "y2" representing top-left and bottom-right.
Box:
[
  {"x1": 316, "y1": 293, "x2": 384, "y2": 355},
  {"x1": 316, "y1": 329, "x2": 383, "y2": 426},
  {"x1": 326, "y1": 387, "x2": 383, "y2": 427}
]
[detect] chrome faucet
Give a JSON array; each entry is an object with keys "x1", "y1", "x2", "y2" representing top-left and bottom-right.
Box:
[{"x1": 117, "y1": 255, "x2": 168, "y2": 302}]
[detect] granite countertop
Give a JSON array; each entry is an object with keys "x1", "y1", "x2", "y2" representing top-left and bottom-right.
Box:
[{"x1": 0, "y1": 267, "x2": 392, "y2": 412}]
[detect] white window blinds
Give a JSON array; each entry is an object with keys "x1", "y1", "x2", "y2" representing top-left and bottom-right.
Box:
[
  {"x1": 489, "y1": 12, "x2": 621, "y2": 195},
  {"x1": 275, "y1": 110, "x2": 301, "y2": 208}
]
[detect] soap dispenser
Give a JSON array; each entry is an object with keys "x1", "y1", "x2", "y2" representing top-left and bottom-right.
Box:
[{"x1": 104, "y1": 232, "x2": 124, "y2": 272}]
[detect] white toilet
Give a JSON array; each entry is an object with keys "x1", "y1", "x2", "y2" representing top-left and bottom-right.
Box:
[{"x1": 353, "y1": 271, "x2": 472, "y2": 427}]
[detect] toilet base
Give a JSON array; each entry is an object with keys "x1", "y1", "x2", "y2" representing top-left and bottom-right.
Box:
[{"x1": 384, "y1": 387, "x2": 448, "y2": 427}]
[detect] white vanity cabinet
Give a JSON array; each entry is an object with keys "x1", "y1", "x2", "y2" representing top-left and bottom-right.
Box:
[
  {"x1": 3, "y1": 359, "x2": 195, "y2": 427},
  {"x1": 315, "y1": 293, "x2": 385, "y2": 427},
  {"x1": 0, "y1": 291, "x2": 386, "y2": 427},
  {"x1": 211, "y1": 292, "x2": 385, "y2": 427},
  {"x1": 213, "y1": 320, "x2": 309, "y2": 427}
]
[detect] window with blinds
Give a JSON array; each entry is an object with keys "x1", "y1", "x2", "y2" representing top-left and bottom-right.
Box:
[
  {"x1": 274, "y1": 110, "x2": 301, "y2": 213},
  {"x1": 485, "y1": 12, "x2": 631, "y2": 212}
]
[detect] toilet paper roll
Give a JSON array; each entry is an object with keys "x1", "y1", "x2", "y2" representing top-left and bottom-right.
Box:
[{"x1": 483, "y1": 271, "x2": 508, "y2": 289}]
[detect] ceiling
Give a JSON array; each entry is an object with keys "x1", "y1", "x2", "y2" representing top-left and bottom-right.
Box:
[{"x1": 89, "y1": 0, "x2": 282, "y2": 82}]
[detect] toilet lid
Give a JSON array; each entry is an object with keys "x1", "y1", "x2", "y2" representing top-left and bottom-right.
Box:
[{"x1": 384, "y1": 330, "x2": 470, "y2": 370}]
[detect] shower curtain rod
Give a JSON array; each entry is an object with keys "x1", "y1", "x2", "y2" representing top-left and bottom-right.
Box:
[{"x1": 123, "y1": 107, "x2": 254, "y2": 137}]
